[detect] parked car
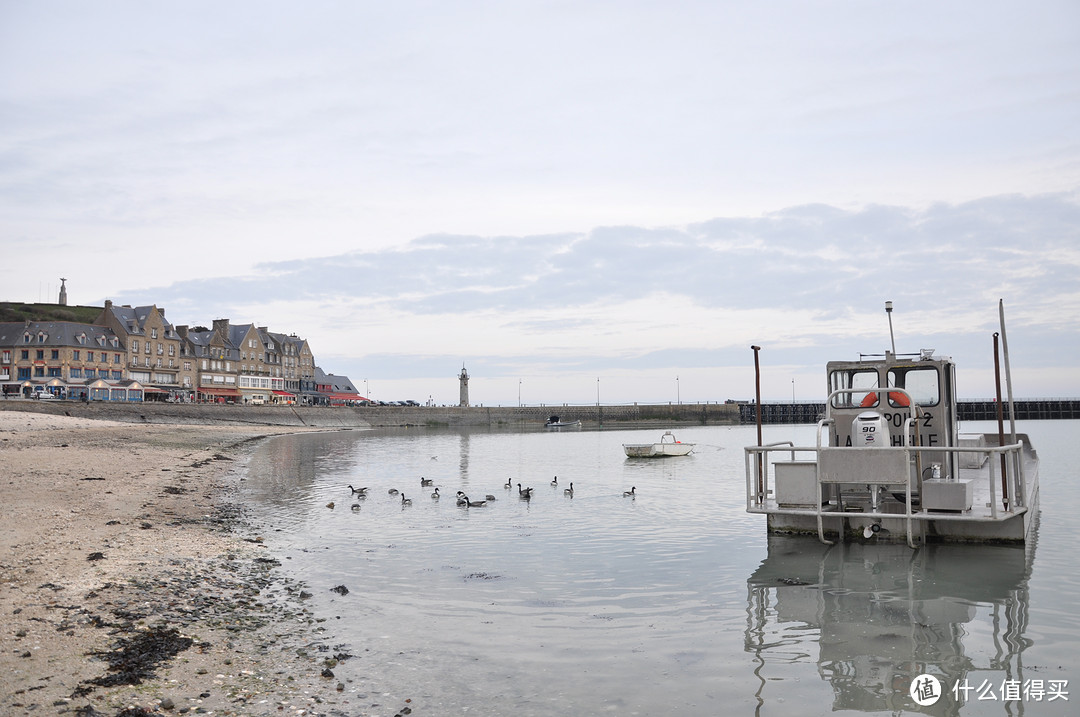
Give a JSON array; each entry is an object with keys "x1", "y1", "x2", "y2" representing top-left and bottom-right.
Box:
[{"x1": 32, "y1": 389, "x2": 56, "y2": 400}]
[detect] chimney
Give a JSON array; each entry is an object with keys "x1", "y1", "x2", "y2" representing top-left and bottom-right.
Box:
[
  {"x1": 212, "y1": 318, "x2": 230, "y2": 337},
  {"x1": 176, "y1": 325, "x2": 189, "y2": 340},
  {"x1": 104, "y1": 299, "x2": 113, "y2": 311}
]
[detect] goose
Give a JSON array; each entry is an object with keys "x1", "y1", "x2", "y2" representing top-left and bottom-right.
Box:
[
  {"x1": 551, "y1": 476, "x2": 558, "y2": 486},
  {"x1": 420, "y1": 476, "x2": 433, "y2": 486},
  {"x1": 325, "y1": 501, "x2": 335, "y2": 509},
  {"x1": 460, "y1": 494, "x2": 487, "y2": 507},
  {"x1": 351, "y1": 503, "x2": 361, "y2": 511},
  {"x1": 485, "y1": 494, "x2": 497, "y2": 502},
  {"x1": 388, "y1": 488, "x2": 399, "y2": 496},
  {"x1": 517, "y1": 483, "x2": 533, "y2": 499},
  {"x1": 349, "y1": 485, "x2": 369, "y2": 495},
  {"x1": 564, "y1": 482, "x2": 574, "y2": 495},
  {"x1": 401, "y1": 494, "x2": 413, "y2": 506},
  {"x1": 431, "y1": 487, "x2": 441, "y2": 499},
  {"x1": 504, "y1": 477, "x2": 513, "y2": 489},
  {"x1": 623, "y1": 486, "x2": 636, "y2": 497},
  {"x1": 456, "y1": 491, "x2": 469, "y2": 506}
]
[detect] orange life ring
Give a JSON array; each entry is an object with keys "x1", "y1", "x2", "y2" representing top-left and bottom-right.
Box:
[{"x1": 860, "y1": 391, "x2": 909, "y2": 407}]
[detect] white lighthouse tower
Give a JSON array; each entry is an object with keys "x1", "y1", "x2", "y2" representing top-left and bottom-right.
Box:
[{"x1": 458, "y1": 365, "x2": 470, "y2": 407}]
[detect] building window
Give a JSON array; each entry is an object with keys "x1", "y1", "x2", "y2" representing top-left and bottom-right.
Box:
[
  {"x1": 36, "y1": 350, "x2": 44, "y2": 360},
  {"x1": 1, "y1": 350, "x2": 9, "y2": 363},
  {"x1": 17, "y1": 367, "x2": 30, "y2": 379},
  {"x1": 114, "y1": 354, "x2": 121, "y2": 364},
  {"x1": 51, "y1": 350, "x2": 59, "y2": 360},
  {"x1": 34, "y1": 367, "x2": 45, "y2": 377},
  {"x1": 85, "y1": 368, "x2": 96, "y2": 378},
  {"x1": 48, "y1": 367, "x2": 61, "y2": 377},
  {"x1": 111, "y1": 370, "x2": 122, "y2": 380},
  {"x1": 21, "y1": 350, "x2": 29, "y2": 360},
  {"x1": 132, "y1": 340, "x2": 139, "y2": 353},
  {"x1": 73, "y1": 350, "x2": 80, "y2": 360},
  {"x1": 23, "y1": 333, "x2": 31, "y2": 343},
  {"x1": 152, "y1": 328, "x2": 158, "y2": 339},
  {"x1": 88, "y1": 351, "x2": 94, "y2": 362},
  {"x1": 70, "y1": 368, "x2": 83, "y2": 378}
]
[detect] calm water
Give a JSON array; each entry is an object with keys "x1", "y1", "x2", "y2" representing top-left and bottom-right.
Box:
[{"x1": 238, "y1": 421, "x2": 1080, "y2": 716}]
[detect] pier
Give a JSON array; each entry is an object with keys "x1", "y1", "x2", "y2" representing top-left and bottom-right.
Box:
[{"x1": 737, "y1": 399, "x2": 1080, "y2": 424}]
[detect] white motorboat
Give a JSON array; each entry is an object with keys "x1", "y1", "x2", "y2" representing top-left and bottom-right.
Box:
[
  {"x1": 545, "y1": 415, "x2": 582, "y2": 428},
  {"x1": 623, "y1": 431, "x2": 695, "y2": 458},
  {"x1": 745, "y1": 300, "x2": 1039, "y2": 546}
]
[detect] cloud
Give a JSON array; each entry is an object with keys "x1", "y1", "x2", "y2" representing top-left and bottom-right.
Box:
[{"x1": 106, "y1": 193, "x2": 1080, "y2": 402}]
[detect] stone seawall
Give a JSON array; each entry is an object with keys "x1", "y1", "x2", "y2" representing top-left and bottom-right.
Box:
[{"x1": 0, "y1": 400, "x2": 739, "y2": 428}]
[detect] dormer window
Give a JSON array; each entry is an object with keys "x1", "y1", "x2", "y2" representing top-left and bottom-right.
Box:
[
  {"x1": 37, "y1": 331, "x2": 48, "y2": 343},
  {"x1": 23, "y1": 333, "x2": 31, "y2": 343}
]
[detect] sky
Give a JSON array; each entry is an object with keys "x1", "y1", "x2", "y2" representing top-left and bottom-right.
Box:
[{"x1": 2, "y1": 1, "x2": 1078, "y2": 406}]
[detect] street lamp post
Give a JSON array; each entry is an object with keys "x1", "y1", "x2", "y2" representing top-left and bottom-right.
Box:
[
  {"x1": 677, "y1": 375, "x2": 680, "y2": 405},
  {"x1": 518, "y1": 379, "x2": 521, "y2": 407}
]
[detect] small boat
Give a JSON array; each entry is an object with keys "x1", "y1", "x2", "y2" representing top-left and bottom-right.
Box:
[
  {"x1": 745, "y1": 300, "x2": 1039, "y2": 546},
  {"x1": 545, "y1": 415, "x2": 582, "y2": 428},
  {"x1": 623, "y1": 431, "x2": 695, "y2": 458}
]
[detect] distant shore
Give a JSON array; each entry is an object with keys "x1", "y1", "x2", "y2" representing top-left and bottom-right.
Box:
[
  {"x1": 0, "y1": 398, "x2": 740, "y2": 429},
  {"x1": 0, "y1": 413, "x2": 410, "y2": 717}
]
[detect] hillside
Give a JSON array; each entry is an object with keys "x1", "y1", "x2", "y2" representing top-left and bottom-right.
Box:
[{"x1": 0, "y1": 302, "x2": 104, "y2": 325}]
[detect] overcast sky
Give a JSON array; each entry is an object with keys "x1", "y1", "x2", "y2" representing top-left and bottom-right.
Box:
[{"x1": 2, "y1": 1, "x2": 1078, "y2": 405}]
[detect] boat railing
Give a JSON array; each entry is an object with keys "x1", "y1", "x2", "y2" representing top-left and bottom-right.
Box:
[{"x1": 745, "y1": 435, "x2": 1030, "y2": 546}]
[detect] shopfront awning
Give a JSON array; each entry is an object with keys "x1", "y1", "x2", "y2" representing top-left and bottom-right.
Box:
[
  {"x1": 271, "y1": 390, "x2": 295, "y2": 396},
  {"x1": 197, "y1": 387, "x2": 242, "y2": 397}
]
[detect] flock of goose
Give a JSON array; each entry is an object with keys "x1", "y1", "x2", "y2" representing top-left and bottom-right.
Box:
[{"x1": 337, "y1": 476, "x2": 637, "y2": 510}]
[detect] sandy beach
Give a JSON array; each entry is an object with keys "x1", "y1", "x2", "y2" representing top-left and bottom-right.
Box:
[{"x1": 0, "y1": 411, "x2": 409, "y2": 717}]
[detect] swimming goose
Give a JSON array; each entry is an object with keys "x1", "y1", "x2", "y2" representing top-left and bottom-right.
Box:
[
  {"x1": 517, "y1": 483, "x2": 533, "y2": 499},
  {"x1": 460, "y1": 494, "x2": 487, "y2": 507},
  {"x1": 551, "y1": 476, "x2": 558, "y2": 486},
  {"x1": 504, "y1": 477, "x2": 513, "y2": 489},
  {"x1": 456, "y1": 491, "x2": 469, "y2": 505},
  {"x1": 351, "y1": 503, "x2": 361, "y2": 511},
  {"x1": 401, "y1": 494, "x2": 413, "y2": 506},
  {"x1": 623, "y1": 486, "x2": 636, "y2": 497},
  {"x1": 420, "y1": 476, "x2": 433, "y2": 486},
  {"x1": 388, "y1": 488, "x2": 399, "y2": 496},
  {"x1": 431, "y1": 487, "x2": 441, "y2": 499},
  {"x1": 349, "y1": 485, "x2": 369, "y2": 495},
  {"x1": 485, "y1": 494, "x2": 497, "y2": 501},
  {"x1": 564, "y1": 482, "x2": 574, "y2": 495}
]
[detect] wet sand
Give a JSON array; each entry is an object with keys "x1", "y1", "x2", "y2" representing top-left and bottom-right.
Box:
[{"x1": 0, "y1": 412, "x2": 412, "y2": 717}]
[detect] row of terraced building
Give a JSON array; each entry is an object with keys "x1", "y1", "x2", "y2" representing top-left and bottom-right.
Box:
[{"x1": 0, "y1": 301, "x2": 366, "y2": 405}]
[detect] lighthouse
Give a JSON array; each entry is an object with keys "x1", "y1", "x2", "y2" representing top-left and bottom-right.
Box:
[{"x1": 458, "y1": 365, "x2": 470, "y2": 407}]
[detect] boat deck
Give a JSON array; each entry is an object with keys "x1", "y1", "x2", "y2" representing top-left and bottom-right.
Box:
[{"x1": 746, "y1": 432, "x2": 1039, "y2": 545}]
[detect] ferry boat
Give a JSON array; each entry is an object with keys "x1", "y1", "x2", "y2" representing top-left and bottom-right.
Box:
[{"x1": 745, "y1": 301, "x2": 1039, "y2": 546}]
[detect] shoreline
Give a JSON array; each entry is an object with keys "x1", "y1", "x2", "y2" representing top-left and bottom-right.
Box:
[{"x1": 0, "y1": 413, "x2": 403, "y2": 716}]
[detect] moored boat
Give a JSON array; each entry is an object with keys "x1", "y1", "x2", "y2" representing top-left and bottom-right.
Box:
[
  {"x1": 623, "y1": 431, "x2": 695, "y2": 458},
  {"x1": 545, "y1": 415, "x2": 582, "y2": 428},
  {"x1": 745, "y1": 300, "x2": 1039, "y2": 546}
]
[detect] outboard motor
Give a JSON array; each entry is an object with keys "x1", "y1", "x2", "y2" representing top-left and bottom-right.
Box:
[
  {"x1": 853, "y1": 411, "x2": 890, "y2": 447},
  {"x1": 853, "y1": 411, "x2": 890, "y2": 511}
]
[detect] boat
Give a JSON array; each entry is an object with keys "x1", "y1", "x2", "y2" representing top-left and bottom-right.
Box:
[
  {"x1": 744, "y1": 300, "x2": 1039, "y2": 546},
  {"x1": 545, "y1": 415, "x2": 582, "y2": 428},
  {"x1": 623, "y1": 431, "x2": 695, "y2": 458}
]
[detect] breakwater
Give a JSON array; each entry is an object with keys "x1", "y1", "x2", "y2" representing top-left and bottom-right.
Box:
[
  {"x1": 0, "y1": 400, "x2": 740, "y2": 428},
  {"x1": 737, "y1": 399, "x2": 1080, "y2": 424}
]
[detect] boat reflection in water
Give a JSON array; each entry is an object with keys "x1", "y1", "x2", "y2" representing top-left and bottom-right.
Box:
[{"x1": 745, "y1": 535, "x2": 1033, "y2": 714}]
